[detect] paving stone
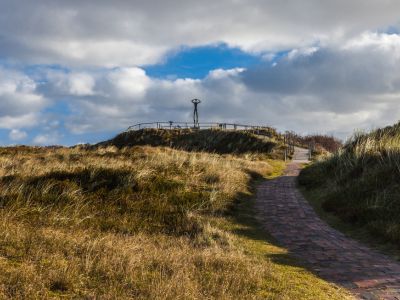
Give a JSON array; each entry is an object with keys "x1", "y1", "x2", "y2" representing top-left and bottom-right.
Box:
[{"x1": 255, "y1": 148, "x2": 400, "y2": 299}]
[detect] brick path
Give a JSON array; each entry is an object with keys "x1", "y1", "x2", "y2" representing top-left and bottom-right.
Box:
[{"x1": 255, "y1": 151, "x2": 400, "y2": 299}]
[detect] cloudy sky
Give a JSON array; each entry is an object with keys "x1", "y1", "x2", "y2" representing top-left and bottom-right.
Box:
[{"x1": 1, "y1": 0, "x2": 400, "y2": 145}]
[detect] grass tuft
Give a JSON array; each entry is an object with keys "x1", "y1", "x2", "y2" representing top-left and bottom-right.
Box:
[{"x1": 299, "y1": 121, "x2": 400, "y2": 248}]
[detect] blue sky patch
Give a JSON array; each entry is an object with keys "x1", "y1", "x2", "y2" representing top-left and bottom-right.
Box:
[{"x1": 144, "y1": 44, "x2": 262, "y2": 79}]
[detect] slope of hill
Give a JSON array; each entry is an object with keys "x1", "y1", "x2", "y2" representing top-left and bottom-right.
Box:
[
  {"x1": 299, "y1": 122, "x2": 400, "y2": 246},
  {"x1": 0, "y1": 145, "x2": 347, "y2": 299},
  {"x1": 97, "y1": 128, "x2": 285, "y2": 157}
]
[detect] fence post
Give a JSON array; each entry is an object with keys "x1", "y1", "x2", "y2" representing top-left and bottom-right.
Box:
[
  {"x1": 284, "y1": 133, "x2": 287, "y2": 161},
  {"x1": 291, "y1": 132, "x2": 294, "y2": 153},
  {"x1": 291, "y1": 132, "x2": 293, "y2": 153}
]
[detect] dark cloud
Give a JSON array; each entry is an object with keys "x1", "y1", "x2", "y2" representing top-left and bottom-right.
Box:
[{"x1": 0, "y1": 0, "x2": 400, "y2": 66}]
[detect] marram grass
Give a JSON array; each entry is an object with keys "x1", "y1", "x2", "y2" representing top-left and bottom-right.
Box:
[
  {"x1": 0, "y1": 145, "x2": 348, "y2": 299},
  {"x1": 300, "y1": 122, "x2": 400, "y2": 246}
]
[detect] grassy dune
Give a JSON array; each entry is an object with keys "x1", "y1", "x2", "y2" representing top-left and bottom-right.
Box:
[
  {"x1": 99, "y1": 128, "x2": 284, "y2": 157},
  {"x1": 299, "y1": 122, "x2": 400, "y2": 249},
  {"x1": 0, "y1": 146, "x2": 347, "y2": 299}
]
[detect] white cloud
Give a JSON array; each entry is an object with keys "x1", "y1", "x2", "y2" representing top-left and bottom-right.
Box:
[
  {"x1": 44, "y1": 70, "x2": 96, "y2": 96},
  {"x1": 207, "y1": 68, "x2": 245, "y2": 79},
  {"x1": 0, "y1": 32, "x2": 398, "y2": 142},
  {"x1": 9, "y1": 129, "x2": 27, "y2": 141},
  {"x1": 0, "y1": 68, "x2": 47, "y2": 118},
  {"x1": 0, "y1": 68, "x2": 46, "y2": 130},
  {"x1": 68, "y1": 73, "x2": 96, "y2": 96},
  {"x1": 0, "y1": 1, "x2": 400, "y2": 66},
  {"x1": 262, "y1": 53, "x2": 276, "y2": 62},
  {"x1": 343, "y1": 31, "x2": 400, "y2": 52},
  {"x1": 1, "y1": 2, "x2": 400, "y2": 143},
  {"x1": 106, "y1": 68, "x2": 151, "y2": 98},
  {"x1": 0, "y1": 113, "x2": 39, "y2": 129},
  {"x1": 35, "y1": 31, "x2": 399, "y2": 140},
  {"x1": 33, "y1": 132, "x2": 60, "y2": 145},
  {"x1": 287, "y1": 47, "x2": 319, "y2": 60}
]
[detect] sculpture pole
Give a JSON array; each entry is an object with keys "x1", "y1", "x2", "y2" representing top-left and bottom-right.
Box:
[{"x1": 191, "y1": 99, "x2": 201, "y2": 128}]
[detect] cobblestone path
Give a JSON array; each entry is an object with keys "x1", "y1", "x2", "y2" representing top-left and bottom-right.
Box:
[{"x1": 255, "y1": 149, "x2": 400, "y2": 299}]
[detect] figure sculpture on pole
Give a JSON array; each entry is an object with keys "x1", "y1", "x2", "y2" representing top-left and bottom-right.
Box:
[{"x1": 191, "y1": 98, "x2": 201, "y2": 128}]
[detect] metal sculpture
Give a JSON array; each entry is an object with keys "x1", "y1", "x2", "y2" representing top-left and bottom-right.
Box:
[{"x1": 191, "y1": 98, "x2": 201, "y2": 128}]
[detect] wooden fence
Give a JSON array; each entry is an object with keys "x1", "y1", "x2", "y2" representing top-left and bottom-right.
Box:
[
  {"x1": 126, "y1": 122, "x2": 274, "y2": 132},
  {"x1": 125, "y1": 121, "x2": 307, "y2": 160}
]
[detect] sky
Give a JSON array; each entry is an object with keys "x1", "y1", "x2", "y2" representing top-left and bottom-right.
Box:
[{"x1": 1, "y1": 0, "x2": 400, "y2": 145}]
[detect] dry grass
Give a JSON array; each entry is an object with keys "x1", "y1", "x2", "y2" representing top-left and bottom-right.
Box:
[{"x1": 0, "y1": 146, "x2": 348, "y2": 299}]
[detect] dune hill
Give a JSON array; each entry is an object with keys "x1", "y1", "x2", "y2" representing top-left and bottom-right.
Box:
[
  {"x1": 299, "y1": 122, "x2": 400, "y2": 245},
  {"x1": 97, "y1": 128, "x2": 285, "y2": 157}
]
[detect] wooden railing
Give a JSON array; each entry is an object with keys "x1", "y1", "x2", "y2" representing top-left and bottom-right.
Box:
[
  {"x1": 124, "y1": 121, "x2": 305, "y2": 161},
  {"x1": 126, "y1": 121, "x2": 274, "y2": 132}
]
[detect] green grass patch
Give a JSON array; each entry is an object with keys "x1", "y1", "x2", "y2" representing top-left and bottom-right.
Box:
[{"x1": 298, "y1": 122, "x2": 400, "y2": 258}]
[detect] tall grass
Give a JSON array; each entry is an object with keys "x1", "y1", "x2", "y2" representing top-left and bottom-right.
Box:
[
  {"x1": 0, "y1": 145, "x2": 349, "y2": 299},
  {"x1": 299, "y1": 122, "x2": 400, "y2": 245},
  {"x1": 0, "y1": 145, "x2": 279, "y2": 298}
]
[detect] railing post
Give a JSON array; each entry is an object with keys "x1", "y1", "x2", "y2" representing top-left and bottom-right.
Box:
[{"x1": 284, "y1": 133, "x2": 286, "y2": 161}]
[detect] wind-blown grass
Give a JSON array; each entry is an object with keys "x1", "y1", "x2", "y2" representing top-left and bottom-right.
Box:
[
  {"x1": 0, "y1": 145, "x2": 348, "y2": 299},
  {"x1": 299, "y1": 122, "x2": 400, "y2": 246}
]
